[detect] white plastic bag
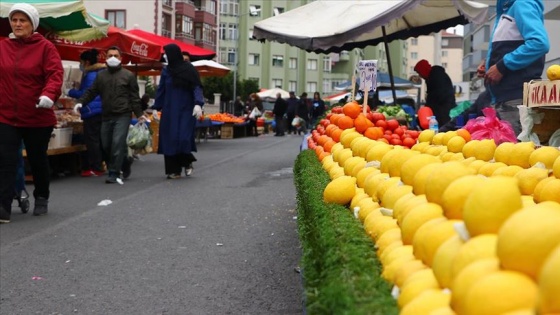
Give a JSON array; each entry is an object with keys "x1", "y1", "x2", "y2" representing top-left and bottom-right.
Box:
[
  {"x1": 249, "y1": 107, "x2": 261, "y2": 119},
  {"x1": 292, "y1": 117, "x2": 304, "y2": 127},
  {"x1": 127, "y1": 121, "x2": 151, "y2": 150},
  {"x1": 517, "y1": 105, "x2": 543, "y2": 145}
]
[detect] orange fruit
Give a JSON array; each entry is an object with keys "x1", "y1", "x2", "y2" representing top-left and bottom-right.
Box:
[
  {"x1": 364, "y1": 127, "x2": 383, "y2": 140},
  {"x1": 343, "y1": 102, "x2": 362, "y2": 119},
  {"x1": 331, "y1": 128, "x2": 343, "y2": 143},
  {"x1": 456, "y1": 129, "x2": 471, "y2": 142},
  {"x1": 337, "y1": 115, "x2": 355, "y2": 130},
  {"x1": 323, "y1": 139, "x2": 336, "y2": 153},
  {"x1": 354, "y1": 113, "x2": 374, "y2": 134}
]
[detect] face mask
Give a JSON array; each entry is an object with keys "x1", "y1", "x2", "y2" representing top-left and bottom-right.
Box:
[
  {"x1": 106, "y1": 56, "x2": 121, "y2": 67},
  {"x1": 163, "y1": 54, "x2": 168, "y2": 64},
  {"x1": 79, "y1": 63, "x2": 85, "y2": 72}
]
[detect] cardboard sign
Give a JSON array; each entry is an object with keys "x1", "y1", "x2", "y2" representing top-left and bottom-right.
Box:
[
  {"x1": 358, "y1": 60, "x2": 377, "y2": 93},
  {"x1": 523, "y1": 80, "x2": 560, "y2": 107}
]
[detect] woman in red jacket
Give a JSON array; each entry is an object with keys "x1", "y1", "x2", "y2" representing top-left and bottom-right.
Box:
[{"x1": 0, "y1": 3, "x2": 63, "y2": 223}]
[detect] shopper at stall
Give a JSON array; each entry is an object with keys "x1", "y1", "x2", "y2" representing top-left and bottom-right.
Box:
[
  {"x1": 74, "y1": 46, "x2": 148, "y2": 184},
  {"x1": 310, "y1": 92, "x2": 326, "y2": 128},
  {"x1": 233, "y1": 96, "x2": 244, "y2": 117},
  {"x1": 0, "y1": 3, "x2": 64, "y2": 223},
  {"x1": 285, "y1": 91, "x2": 298, "y2": 135},
  {"x1": 484, "y1": 0, "x2": 550, "y2": 135},
  {"x1": 414, "y1": 59, "x2": 456, "y2": 127},
  {"x1": 152, "y1": 43, "x2": 204, "y2": 179},
  {"x1": 273, "y1": 93, "x2": 287, "y2": 137},
  {"x1": 68, "y1": 49, "x2": 106, "y2": 177},
  {"x1": 246, "y1": 93, "x2": 263, "y2": 137},
  {"x1": 296, "y1": 92, "x2": 310, "y2": 133}
]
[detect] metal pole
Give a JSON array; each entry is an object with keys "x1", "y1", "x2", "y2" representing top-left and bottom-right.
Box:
[
  {"x1": 382, "y1": 26, "x2": 398, "y2": 105},
  {"x1": 233, "y1": 13, "x2": 238, "y2": 105}
]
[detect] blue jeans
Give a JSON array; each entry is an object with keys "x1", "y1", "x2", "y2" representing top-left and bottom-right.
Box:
[{"x1": 101, "y1": 115, "x2": 130, "y2": 177}]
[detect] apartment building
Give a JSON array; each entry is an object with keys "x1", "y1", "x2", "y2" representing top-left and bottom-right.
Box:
[{"x1": 83, "y1": 0, "x2": 217, "y2": 52}]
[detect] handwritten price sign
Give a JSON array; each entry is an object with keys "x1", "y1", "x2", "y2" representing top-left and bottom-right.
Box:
[{"x1": 358, "y1": 60, "x2": 378, "y2": 93}]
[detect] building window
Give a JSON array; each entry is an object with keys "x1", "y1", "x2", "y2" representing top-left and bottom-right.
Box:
[
  {"x1": 307, "y1": 59, "x2": 318, "y2": 70},
  {"x1": 289, "y1": 58, "x2": 297, "y2": 69},
  {"x1": 219, "y1": 47, "x2": 227, "y2": 64},
  {"x1": 442, "y1": 39, "x2": 449, "y2": 47},
  {"x1": 442, "y1": 50, "x2": 448, "y2": 57},
  {"x1": 289, "y1": 81, "x2": 297, "y2": 92},
  {"x1": 273, "y1": 7, "x2": 284, "y2": 16},
  {"x1": 106, "y1": 10, "x2": 125, "y2": 29},
  {"x1": 177, "y1": 15, "x2": 193, "y2": 37},
  {"x1": 272, "y1": 55, "x2": 283, "y2": 67},
  {"x1": 162, "y1": 13, "x2": 172, "y2": 37},
  {"x1": 228, "y1": 23, "x2": 238, "y2": 40},
  {"x1": 411, "y1": 52, "x2": 418, "y2": 60},
  {"x1": 272, "y1": 79, "x2": 283, "y2": 89},
  {"x1": 411, "y1": 38, "x2": 418, "y2": 45},
  {"x1": 323, "y1": 79, "x2": 330, "y2": 93},
  {"x1": 228, "y1": 48, "x2": 236, "y2": 64},
  {"x1": 248, "y1": 53, "x2": 260, "y2": 65},
  {"x1": 323, "y1": 56, "x2": 331, "y2": 72},
  {"x1": 203, "y1": 23, "x2": 213, "y2": 43},
  {"x1": 219, "y1": 23, "x2": 227, "y2": 40},
  {"x1": 307, "y1": 82, "x2": 317, "y2": 93},
  {"x1": 249, "y1": 5, "x2": 261, "y2": 16},
  {"x1": 220, "y1": 0, "x2": 239, "y2": 15}
]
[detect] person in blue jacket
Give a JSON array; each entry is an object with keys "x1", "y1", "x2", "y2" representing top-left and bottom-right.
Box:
[
  {"x1": 69, "y1": 49, "x2": 106, "y2": 177},
  {"x1": 152, "y1": 44, "x2": 204, "y2": 179},
  {"x1": 484, "y1": 0, "x2": 550, "y2": 136}
]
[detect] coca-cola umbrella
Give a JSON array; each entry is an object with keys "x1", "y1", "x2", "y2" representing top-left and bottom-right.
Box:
[
  {"x1": 47, "y1": 26, "x2": 162, "y2": 64},
  {"x1": 127, "y1": 28, "x2": 216, "y2": 61}
]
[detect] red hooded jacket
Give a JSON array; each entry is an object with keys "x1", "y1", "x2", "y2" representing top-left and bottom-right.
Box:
[{"x1": 0, "y1": 33, "x2": 63, "y2": 127}]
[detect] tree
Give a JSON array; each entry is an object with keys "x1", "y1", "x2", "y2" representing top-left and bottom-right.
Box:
[{"x1": 201, "y1": 74, "x2": 260, "y2": 104}]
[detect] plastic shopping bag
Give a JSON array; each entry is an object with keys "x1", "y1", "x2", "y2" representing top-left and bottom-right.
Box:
[
  {"x1": 464, "y1": 107, "x2": 518, "y2": 145},
  {"x1": 292, "y1": 117, "x2": 304, "y2": 127},
  {"x1": 249, "y1": 107, "x2": 262, "y2": 119},
  {"x1": 127, "y1": 121, "x2": 151, "y2": 150}
]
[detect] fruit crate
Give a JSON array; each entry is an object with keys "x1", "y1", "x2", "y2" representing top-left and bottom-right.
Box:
[
  {"x1": 532, "y1": 107, "x2": 560, "y2": 145},
  {"x1": 221, "y1": 124, "x2": 233, "y2": 139}
]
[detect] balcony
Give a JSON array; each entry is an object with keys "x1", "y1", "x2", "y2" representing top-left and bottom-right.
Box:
[
  {"x1": 176, "y1": 0, "x2": 196, "y2": 16},
  {"x1": 194, "y1": 9, "x2": 216, "y2": 25},
  {"x1": 194, "y1": 39, "x2": 216, "y2": 51},
  {"x1": 176, "y1": 32, "x2": 195, "y2": 45}
]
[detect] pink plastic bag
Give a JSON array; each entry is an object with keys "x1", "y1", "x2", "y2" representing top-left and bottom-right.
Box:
[{"x1": 464, "y1": 107, "x2": 517, "y2": 144}]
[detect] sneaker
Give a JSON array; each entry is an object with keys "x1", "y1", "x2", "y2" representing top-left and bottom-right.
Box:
[
  {"x1": 185, "y1": 163, "x2": 193, "y2": 176},
  {"x1": 81, "y1": 170, "x2": 96, "y2": 177},
  {"x1": 166, "y1": 173, "x2": 181, "y2": 179},
  {"x1": 105, "y1": 175, "x2": 118, "y2": 184},
  {"x1": 0, "y1": 206, "x2": 10, "y2": 224},
  {"x1": 33, "y1": 197, "x2": 48, "y2": 216}
]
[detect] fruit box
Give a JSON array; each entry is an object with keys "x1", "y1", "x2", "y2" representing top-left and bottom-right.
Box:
[
  {"x1": 48, "y1": 127, "x2": 72, "y2": 149},
  {"x1": 531, "y1": 107, "x2": 560, "y2": 145},
  {"x1": 523, "y1": 80, "x2": 560, "y2": 108}
]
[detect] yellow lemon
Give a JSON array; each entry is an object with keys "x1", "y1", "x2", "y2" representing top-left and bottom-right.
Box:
[
  {"x1": 328, "y1": 165, "x2": 345, "y2": 179},
  {"x1": 323, "y1": 175, "x2": 356, "y2": 205},
  {"x1": 381, "y1": 185, "x2": 413, "y2": 209},
  {"x1": 378, "y1": 240, "x2": 403, "y2": 257},
  {"x1": 460, "y1": 157, "x2": 477, "y2": 166},
  {"x1": 451, "y1": 234, "x2": 498, "y2": 280},
  {"x1": 333, "y1": 147, "x2": 353, "y2": 164},
  {"x1": 368, "y1": 216, "x2": 399, "y2": 242},
  {"x1": 467, "y1": 159, "x2": 486, "y2": 173},
  {"x1": 554, "y1": 155, "x2": 560, "y2": 178},
  {"x1": 382, "y1": 254, "x2": 415, "y2": 284},
  {"x1": 474, "y1": 139, "x2": 496, "y2": 161},
  {"x1": 450, "y1": 258, "x2": 500, "y2": 314},
  {"x1": 449, "y1": 152, "x2": 465, "y2": 161},
  {"x1": 418, "y1": 129, "x2": 436, "y2": 143},
  {"x1": 375, "y1": 177, "x2": 402, "y2": 202},
  {"x1": 440, "y1": 151, "x2": 456, "y2": 162},
  {"x1": 363, "y1": 172, "x2": 390, "y2": 200},
  {"x1": 394, "y1": 194, "x2": 428, "y2": 225},
  {"x1": 401, "y1": 203, "x2": 444, "y2": 245},
  {"x1": 538, "y1": 178, "x2": 560, "y2": 203},
  {"x1": 425, "y1": 161, "x2": 475, "y2": 205},
  {"x1": 342, "y1": 156, "x2": 365, "y2": 176},
  {"x1": 357, "y1": 198, "x2": 381, "y2": 223},
  {"x1": 412, "y1": 217, "x2": 447, "y2": 262},
  {"x1": 355, "y1": 166, "x2": 380, "y2": 188},
  {"x1": 330, "y1": 142, "x2": 344, "y2": 155},
  {"x1": 546, "y1": 64, "x2": 560, "y2": 80},
  {"x1": 478, "y1": 161, "x2": 507, "y2": 177},
  {"x1": 421, "y1": 219, "x2": 462, "y2": 267},
  {"x1": 429, "y1": 307, "x2": 457, "y2": 315},
  {"x1": 411, "y1": 141, "x2": 431, "y2": 152},
  {"x1": 492, "y1": 165, "x2": 524, "y2": 177},
  {"x1": 375, "y1": 228, "x2": 402, "y2": 253},
  {"x1": 442, "y1": 131, "x2": 459, "y2": 145},
  {"x1": 350, "y1": 159, "x2": 368, "y2": 178},
  {"x1": 362, "y1": 209, "x2": 386, "y2": 237},
  {"x1": 497, "y1": 202, "x2": 560, "y2": 280},
  {"x1": 384, "y1": 149, "x2": 420, "y2": 178},
  {"x1": 398, "y1": 269, "x2": 440, "y2": 308},
  {"x1": 393, "y1": 259, "x2": 428, "y2": 288},
  {"x1": 356, "y1": 140, "x2": 379, "y2": 159},
  {"x1": 461, "y1": 139, "x2": 479, "y2": 158},
  {"x1": 529, "y1": 146, "x2": 560, "y2": 169},
  {"x1": 447, "y1": 136, "x2": 466, "y2": 153},
  {"x1": 441, "y1": 175, "x2": 486, "y2": 220},
  {"x1": 432, "y1": 133, "x2": 445, "y2": 145},
  {"x1": 463, "y1": 271, "x2": 538, "y2": 315},
  {"x1": 400, "y1": 289, "x2": 451, "y2": 315},
  {"x1": 463, "y1": 176, "x2": 523, "y2": 236},
  {"x1": 381, "y1": 244, "x2": 413, "y2": 266},
  {"x1": 494, "y1": 141, "x2": 515, "y2": 164},
  {"x1": 425, "y1": 145, "x2": 447, "y2": 156},
  {"x1": 509, "y1": 142, "x2": 536, "y2": 168},
  {"x1": 321, "y1": 155, "x2": 336, "y2": 172},
  {"x1": 340, "y1": 130, "x2": 362, "y2": 148},
  {"x1": 432, "y1": 235, "x2": 464, "y2": 289},
  {"x1": 350, "y1": 136, "x2": 370, "y2": 156},
  {"x1": 379, "y1": 146, "x2": 405, "y2": 173},
  {"x1": 538, "y1": 244, "x2": 560, "y2": 314},
  {"x1": 515, "y1": 166, "x2": 549, "y2": 195},
  {"x1": 521, "y1": 195, "x2": 537, "y2": 207},
  {"x1": 349, "y1": 190, "x2": 368, "y2": 210},
  {"x1": 365, "y1": 142, "x2": 394, "y2": 162},
  {"x1": 412, "y1": 159, "x2": 441, "y2": 197}
]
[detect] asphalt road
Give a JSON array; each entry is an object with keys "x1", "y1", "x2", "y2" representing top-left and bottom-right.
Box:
[{"x1": 0, "y1": 133, "x2": 305, "y2": 315}]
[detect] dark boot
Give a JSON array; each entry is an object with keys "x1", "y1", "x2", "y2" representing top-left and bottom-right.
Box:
[
  {"x1": 33, "y1": 197, "x2": 48, "y2": 216},
  {"x1": 0, "y1": 206, "x2": 10, "y2": 224}
]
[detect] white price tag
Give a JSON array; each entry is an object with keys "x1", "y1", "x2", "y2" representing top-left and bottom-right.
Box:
[{"x1": 358, "y1": 60, "x2": 378, "y2": 93}]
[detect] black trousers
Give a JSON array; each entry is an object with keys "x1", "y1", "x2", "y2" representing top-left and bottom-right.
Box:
[
  {"x1": 275, "y1": 116, "x2": 285, "y2": 135},
  {"x1": 164, "y1": 153, "x2": 196, "y2": 175},
  {"x1": 286, "y1": 113, "x2": 295, "y2": 134},
  {"x1": 81, "y1": 115, "x2": 103, "y2": 171},
  {"x1": 0, "y1": 123, "x2": 53, "y2": 211}
]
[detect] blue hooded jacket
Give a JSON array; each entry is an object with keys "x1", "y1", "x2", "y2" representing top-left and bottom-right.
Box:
[
  {"x1": 68, "y1": 63, "x2": 105, "y2": 119},
  {"x1": 486, "y1": 0, "x2": 549, "y2": 103}
]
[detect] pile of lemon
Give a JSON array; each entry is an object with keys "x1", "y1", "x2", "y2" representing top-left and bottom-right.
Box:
[{"x1": 317, "y1": 127, "x2": 560, "y2": 315}]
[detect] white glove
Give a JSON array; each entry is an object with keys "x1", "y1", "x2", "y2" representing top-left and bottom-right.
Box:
[
  {"x1": 193, "y1": 105, "x2": 203, "y2": 119},
  {"x1": 36, "y1": 95, "x2": 54, "y2": 108},
  {"x1": 138, "y1": 114, "x2": 151, "y2": 123},
  {"x1": 73, "y1": 103, "x2": 82, "y2": 114}
]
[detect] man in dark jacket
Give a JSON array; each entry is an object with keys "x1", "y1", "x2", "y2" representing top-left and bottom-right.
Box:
[
  {"x1": 76, "y1": 46, "x2": 148, "y2": 184},
  {"x1": 297, "y1": 92, "x2": 310, "y2": 133},
  {"x1": 285, "y1": 91, "x2": 298, "y2": 134},
  {"x1": 414, "y1": 59, "x2": 455, "y2": 127},
  {"x1": 273, "y1": 93, "x2": 288, "y2": 136}
]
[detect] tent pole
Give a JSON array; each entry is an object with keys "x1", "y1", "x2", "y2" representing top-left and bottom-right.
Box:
[{"x1": 382, "y1": 26, "x2": 398, "y2": 105}]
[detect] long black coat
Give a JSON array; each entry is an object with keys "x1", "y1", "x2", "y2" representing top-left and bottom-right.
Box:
[{"x1": 426, "y1": 66, "x2": 456, "y2": 127}]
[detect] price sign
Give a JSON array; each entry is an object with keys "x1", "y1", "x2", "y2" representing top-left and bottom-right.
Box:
[{"x1": 358, "y1": 60, "x2": 377, "y2": 93}]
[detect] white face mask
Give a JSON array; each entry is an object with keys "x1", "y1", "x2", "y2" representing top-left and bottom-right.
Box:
[
  {"x1": 106, "y1": 56, "x2": 121, "y2": 67},
  {"x1": 163, "y1": 54, "x2": 168, "y2": 64}
]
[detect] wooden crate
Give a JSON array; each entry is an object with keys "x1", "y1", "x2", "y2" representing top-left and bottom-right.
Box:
[
  {"x1": 523, "y1": 80, "x2": 560, "y2": 108},
  {"x1": 531, "y1": 107, "x2": 560, "y2": 145},
  {"x1": 221, "y1": 124, "x2": 233, "y2": 139}
]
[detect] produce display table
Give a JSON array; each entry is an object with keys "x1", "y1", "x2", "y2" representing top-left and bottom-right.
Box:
[{"x1": 22, "y1": 144, "x2": 87, "y2": 157}]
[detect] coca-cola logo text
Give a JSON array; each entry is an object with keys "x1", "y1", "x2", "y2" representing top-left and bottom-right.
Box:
[{"x1": 130, "y1": 41, "x2": 149, "y2": 57}]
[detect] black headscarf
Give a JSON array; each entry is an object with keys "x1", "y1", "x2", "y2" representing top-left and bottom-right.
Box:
[{"x1": 163, "y1": 43, "x2": 201, "y2": 90}]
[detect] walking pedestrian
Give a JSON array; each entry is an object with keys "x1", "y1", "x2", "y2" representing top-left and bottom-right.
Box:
[
  {"x1": 484, "y1": 0, "x2": 549, "y2": 136},
  {"x1": 68, "y1": 49, "x2": 106, "y2": 177},
  {"x1": 310, "y1": 92, "x2": 326, "y2": 128},
  {"x1": 285, "y1": 91, "x2": 298, "y2": 134},
  {"x1": 0, "y1": 3, "x2": 64, "y2": 223},
  {"x1": 152, "y1": 43, "x2": 204, "y2": 179},
  {"x1": 246, "y1": 93, "x2": 263, "y2": 137},
  {"x1": 74, "y1": 46, "x2": 148, "y2": 184},
  {"x1": 273, "y1": 93, "x2": 287, "y2": 136}
]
